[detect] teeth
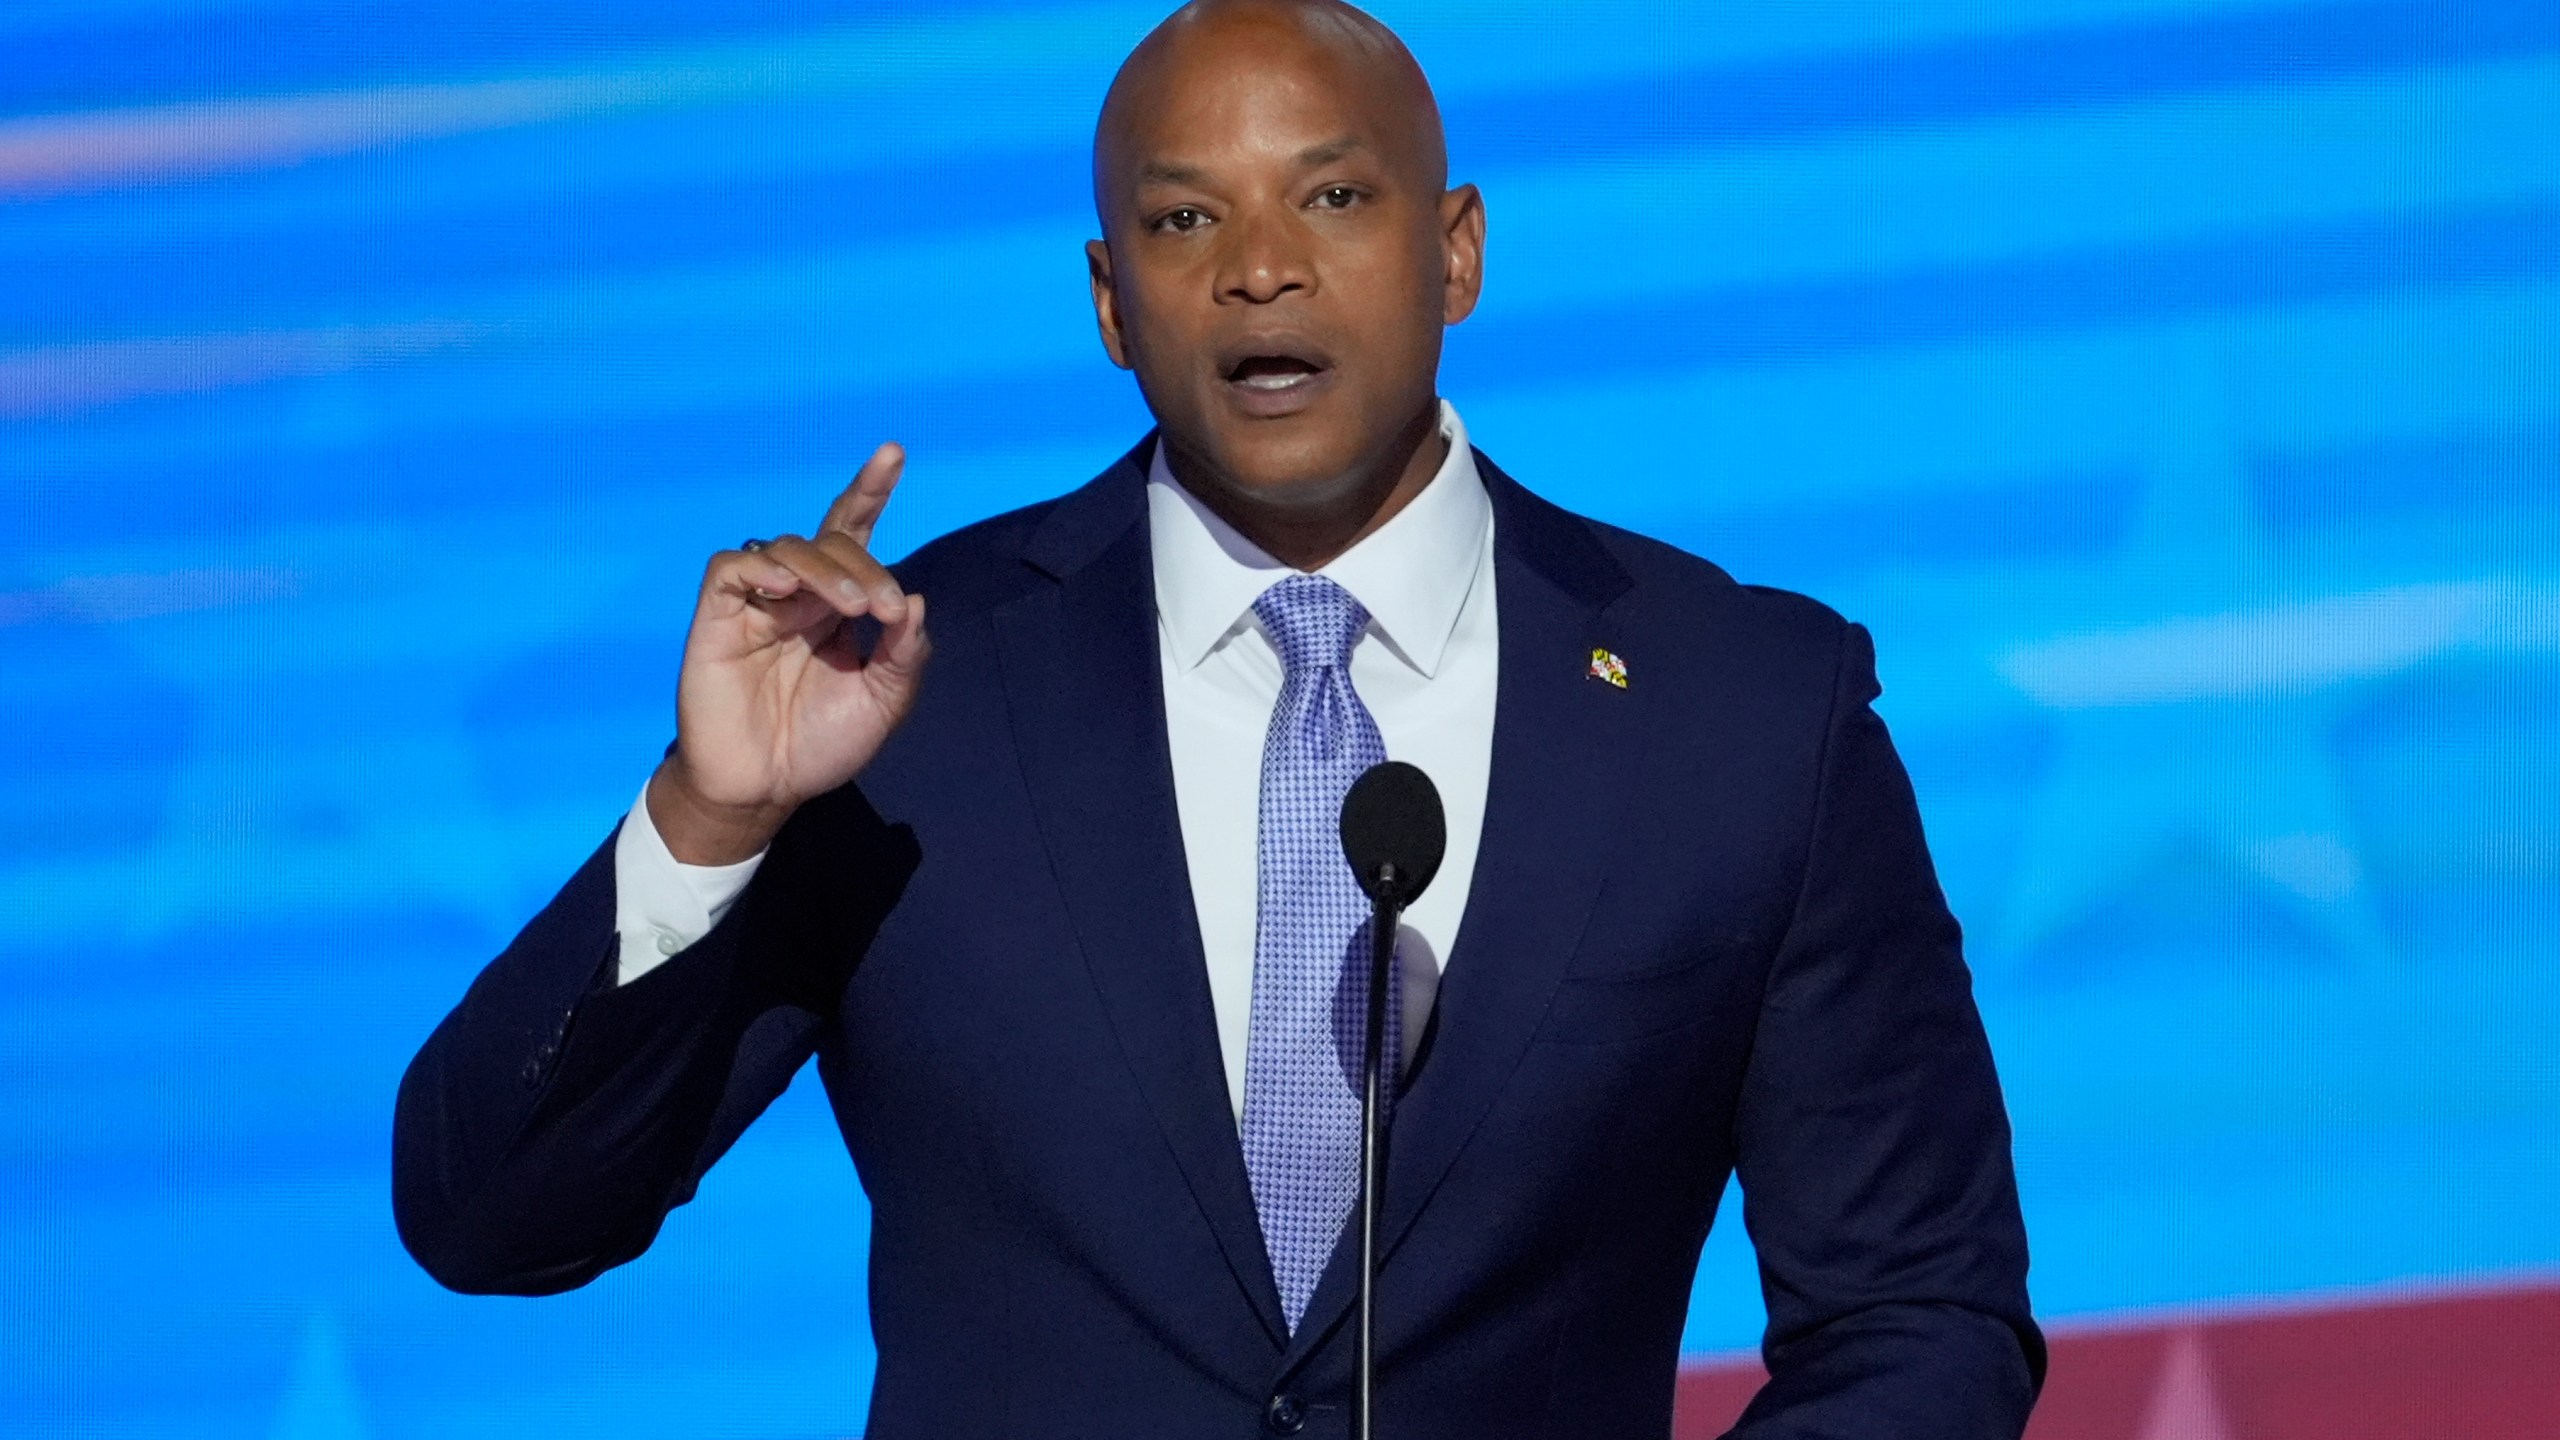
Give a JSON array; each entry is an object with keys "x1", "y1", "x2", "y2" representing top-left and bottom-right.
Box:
[{"x1": 1237, "y1": 370, "x2": 1309, "y2": 390}]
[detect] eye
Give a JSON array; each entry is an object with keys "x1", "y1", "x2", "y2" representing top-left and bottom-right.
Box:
[
  {"x1": 1312, "y1": 185, "x2": 1363, "y2": 210},
  {"x1": 1154, "y1": 206, "x2": 1212, "y2": 234}
]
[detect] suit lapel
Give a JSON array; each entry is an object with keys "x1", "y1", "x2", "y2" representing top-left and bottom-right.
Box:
[
  {"x1": 1283, "y1": 456, "x2": 1639, "y2": 1368},
  {"x1": 992, "y1": 447, "x2": 1291, "y2": 1346}
]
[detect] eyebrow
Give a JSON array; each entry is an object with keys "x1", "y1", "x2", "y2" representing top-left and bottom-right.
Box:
[
  {"x1": 1136, "y1": 160, "x2": 1212, "y2": 187},
  {"x1": 1295, "y1": 135, "x2": 1368, "y2": 167},
  {"x1": 1132, "y1": 136, "x2": 1373, "y2": 189}
]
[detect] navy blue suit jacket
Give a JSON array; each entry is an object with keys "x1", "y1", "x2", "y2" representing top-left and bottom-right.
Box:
[{"x1": 394, "y1": 445, "x2": 2042, "y2": 1438}]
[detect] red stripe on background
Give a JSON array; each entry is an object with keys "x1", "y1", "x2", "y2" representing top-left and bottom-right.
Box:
[{"x1": 1673, "y1": 1280, "x2": 2560, "y2": 1439}]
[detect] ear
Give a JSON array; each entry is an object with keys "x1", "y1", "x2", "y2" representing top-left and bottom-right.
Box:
[
  {"x1": 1438, "y1": 183, "x2": 1485, "y2": 326},
  {"x1": 1086, "y1": 238, "x2": 1133, "y2": 370}
]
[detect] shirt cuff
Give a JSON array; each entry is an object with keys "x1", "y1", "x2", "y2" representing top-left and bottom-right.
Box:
[{"x1": 612, "y1": 780, "x2": 766, "y2": 986}]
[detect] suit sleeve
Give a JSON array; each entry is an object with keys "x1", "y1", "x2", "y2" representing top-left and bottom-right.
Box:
[
  {"x1": 1726, "y1": 621, "x2": 2045, "y2": 1439},
  {"x1": 390, "y1": 781, "x2": 918, "y2": 1295}
]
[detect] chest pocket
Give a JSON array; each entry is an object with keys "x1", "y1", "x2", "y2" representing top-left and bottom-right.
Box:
[{"x1": 1533, "y1": 950, "x2": 1739, "y2": 1045}]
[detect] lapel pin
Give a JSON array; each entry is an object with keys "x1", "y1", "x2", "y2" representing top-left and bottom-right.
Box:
[{"x1": 1587, "y1": 647, "x2": 1629, "y2": 689}]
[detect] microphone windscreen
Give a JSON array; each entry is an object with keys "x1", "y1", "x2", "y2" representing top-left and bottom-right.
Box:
[{"x1": 1340, "y1": 760, "x2": 1447, "y2": 906}]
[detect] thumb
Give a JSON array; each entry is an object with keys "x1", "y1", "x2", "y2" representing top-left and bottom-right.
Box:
[{"x1": 866, "y1": 590, "x2": 931, "y2": 697}]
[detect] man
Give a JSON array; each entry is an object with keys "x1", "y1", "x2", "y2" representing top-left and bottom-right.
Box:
[{"x1": 393, "y1": 2, "x2": 2043, "y2": 1435}]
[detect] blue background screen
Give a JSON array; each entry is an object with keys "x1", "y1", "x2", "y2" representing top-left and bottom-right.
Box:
[{"x1": 4, "y1": 2, "x2": 2556, "y2": 1435}]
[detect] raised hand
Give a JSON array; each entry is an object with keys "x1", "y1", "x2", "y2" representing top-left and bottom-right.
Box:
[{"x1": 647, "y1": 442, "x2": 931, "y2": 864}]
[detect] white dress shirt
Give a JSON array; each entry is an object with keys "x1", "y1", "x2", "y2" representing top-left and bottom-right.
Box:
[{"x1": 613, "y1": 400, "x2": 1499, "y2": 1122}]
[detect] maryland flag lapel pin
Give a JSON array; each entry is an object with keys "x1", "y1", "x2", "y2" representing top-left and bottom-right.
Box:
[{"x1": 1588, "y1": 647, "x2": 1629, "y2": 689}]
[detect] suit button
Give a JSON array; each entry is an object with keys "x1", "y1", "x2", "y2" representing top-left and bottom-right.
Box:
[
  {"x1": 1265, "y1": 1392, "x2": 1305, "y2": 1435},
  {"x1": 519, "y1": 1060, "x2": 544, "y2": 1087}
]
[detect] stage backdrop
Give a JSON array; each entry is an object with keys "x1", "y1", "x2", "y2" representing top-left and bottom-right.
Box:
[{"x1": 5, "y1": 3, "x2": 2556, "y2": 1437}]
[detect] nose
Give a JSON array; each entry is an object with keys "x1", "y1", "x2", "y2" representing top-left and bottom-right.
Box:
[{"x1": 1215, "y1": 210, "x2": 1314, "y2": 305}]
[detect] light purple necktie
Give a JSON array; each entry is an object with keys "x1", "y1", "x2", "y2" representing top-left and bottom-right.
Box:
[{"x1": 1241, "y1": 573, "x2": 1400, "y2": 1332}]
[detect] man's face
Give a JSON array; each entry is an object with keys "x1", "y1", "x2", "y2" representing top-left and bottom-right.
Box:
[{"x1": 1088, "y1": 18, "x2": 1481, "y2": 511}]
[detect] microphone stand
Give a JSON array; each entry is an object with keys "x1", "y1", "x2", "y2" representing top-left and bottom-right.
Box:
[{"x1": 1355, "y1": 862, "x2": 1403, "y2": 1440}]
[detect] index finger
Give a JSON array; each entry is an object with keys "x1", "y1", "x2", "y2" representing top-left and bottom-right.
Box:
[{"x1": 821, "y1": 441, "x2": 906, "y2": 547}]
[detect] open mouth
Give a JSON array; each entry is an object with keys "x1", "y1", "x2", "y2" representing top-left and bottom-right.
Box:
[
  {"x1": 1216, "y1": 338, "x2": 1336, "y2": 416},
  {"x1": 1225, "y1": 354, "x2": 1327, "y2": 392}
]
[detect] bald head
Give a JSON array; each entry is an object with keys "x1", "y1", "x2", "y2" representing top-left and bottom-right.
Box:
[
  {"x1": 1096, "y1": 0, "x2": 1447, "y2": 208},
  {"x1": 1081, "y1": 0, "x2": 1483, "y2": 569}
]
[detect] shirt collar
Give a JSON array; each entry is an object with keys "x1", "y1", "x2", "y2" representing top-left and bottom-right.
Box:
[{"x1": 1148, "y1": 399, "x2": 1491, "y2": 679}]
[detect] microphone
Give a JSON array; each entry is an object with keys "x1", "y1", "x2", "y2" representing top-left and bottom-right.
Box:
[
  {"x1": 1342, "y1": 760, "x2": 1446, "y2": 909},
  {"x1": 1338, "y1": 760, "x2": 1445, "y2": 1440}
]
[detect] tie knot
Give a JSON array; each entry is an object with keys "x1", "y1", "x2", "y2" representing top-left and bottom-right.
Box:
[{"x1": 1253, "y1": 574, "x2": 1370, "y2": 674}]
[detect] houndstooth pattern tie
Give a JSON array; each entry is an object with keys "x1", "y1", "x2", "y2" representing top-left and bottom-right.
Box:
[{"x1": 1241, "y1": 573, "x2": 1400, "y2": 1333}]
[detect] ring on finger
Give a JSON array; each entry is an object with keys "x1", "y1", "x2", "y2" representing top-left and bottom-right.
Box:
[{"x1": 736, "y1": 538, "x2": 788, "y2": 599}]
